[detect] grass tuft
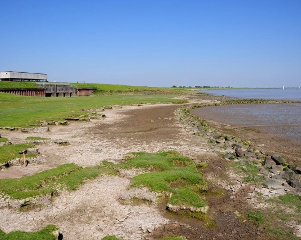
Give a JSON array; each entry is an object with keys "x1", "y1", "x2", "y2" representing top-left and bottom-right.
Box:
[
  {"x1": 0, "y1": 143, "x2": 35, "y2": 164},
  {"x1": 0, "y1": 163, "x2": 117, "y2": 199},
  {"x1": 117, "y1": 151, "x2": 208, "y2": 210},
  {"x1": 0, "y1": 225, "x2": 58, "y2": 240}
]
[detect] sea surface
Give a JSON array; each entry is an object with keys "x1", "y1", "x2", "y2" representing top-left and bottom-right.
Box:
[
  {"x1": 201, "y1": 88, "x2": 301, "y2": 101},
  {"x1": 195, "y1": 88, "x2": 301, "y2": 144}
]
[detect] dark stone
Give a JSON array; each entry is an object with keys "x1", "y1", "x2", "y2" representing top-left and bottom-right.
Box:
[
  {"x1": 264, "y1": 156, "x2": 276, "y2": 169},
  {"x1": 232, "y1": 143, "x2": 241, "y2": 149},
  {"x1": 294, "y1": 166, "x2": 301, "y2": 174},
  {"x1": 283, "y1": 169, "x2": 301, "y2": 190},
  {"x1": 58, "y1": 232, "x2": 63, "y2": 240},
  {"x1": 197, "y1": 125, "x2": 203, "y2": 131},
  {"x1": 235, "y1": 148, "x2": 244, "y2": 158},
  {"x1": 271, "y1": 155, "x2": 286, "y2": 165}
]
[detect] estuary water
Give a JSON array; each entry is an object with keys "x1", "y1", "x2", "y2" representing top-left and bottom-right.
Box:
[
  {"x1": 193, "y1": 88, "x2": 301, "y2": 163},
  {"x1": 201, "y1": 88, "x2": 301, "y2": 101}
]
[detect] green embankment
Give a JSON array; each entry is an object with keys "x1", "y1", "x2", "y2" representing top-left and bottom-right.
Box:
[
  {"x1": 70, "y1": 83, "x2": 172, "y2": 93},
  {"x1": 0, "y1": 82, "x2": 40, "y2": 89},
  {"x1": 0, "y1": 92, "x2": 185, "y2": 127}
]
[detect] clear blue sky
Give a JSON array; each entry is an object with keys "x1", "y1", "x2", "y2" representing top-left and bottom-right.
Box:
[{"x1": 1, "y1": 0, "x2": 300, "y2": 87}]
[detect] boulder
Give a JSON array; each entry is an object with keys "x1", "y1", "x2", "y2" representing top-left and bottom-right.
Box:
[
  {"x1": 283, "y1": 169, "x2": 301, "y2": 191},
  {"x1": 271, "y1": 155, "x2": 286, "y2": 165},
  {"x1": 264, "y1": 156, "x2": 276, "y2": 169}
]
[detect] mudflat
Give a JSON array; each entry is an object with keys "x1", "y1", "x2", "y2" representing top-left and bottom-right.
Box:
[{"x1": 0, "y1": 101, "x2": 300, "y2": 239}]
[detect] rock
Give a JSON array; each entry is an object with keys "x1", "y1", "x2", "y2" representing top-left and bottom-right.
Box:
[
  {"x1": 294, "y1": 166, "x2": 301, "y2": 174},
  {"x1": 270, "y1": 165, "x2": 284, "y2": 174},
  {"x1": 283, "y1": 169, "x2": 301, "y2": 190},
  {"x1": 235, "y1": 148, "x2": 244, "y2": 158},
  {"x1": 54, "y1": 140, "x2": 69, "y2": 146},
  {"x1": 264, "y1": 156, "x2": 276, "y2": 169},
  {"x1": 27, "y1": 148, "x2": 39, "y2": 155},
  {"x1": 232, "y1": 143, "x2": 241, "y2": 149},
  {"x1": 265, "y1": 179, "x2": 286, "y2": 189},
  {"x1": 271, "y1": 155, "x2": 286, "y2": 165}
]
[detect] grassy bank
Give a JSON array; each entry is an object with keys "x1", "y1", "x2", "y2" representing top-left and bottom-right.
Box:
[
  {"x1": 70, "y1": 83, "x2": 172, "y2": 93},
  {"x1": 0, "y1": 82, "x2": 41, "y2": 89},
  {"x1": 0, "y1": 92, "x2": 185, "y2": 127}
]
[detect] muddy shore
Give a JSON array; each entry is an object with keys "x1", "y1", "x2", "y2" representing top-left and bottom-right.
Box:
[{"x1": 0, "y1": 98, "x2": 300, "y2": 239}]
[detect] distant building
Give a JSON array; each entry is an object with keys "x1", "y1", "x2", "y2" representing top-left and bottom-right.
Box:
[
  {"x1": 36, "y1": 83, "x2": 77, "y2": 97},
  {"x1": 0, "y1": 71, "x2": 96, "y2": 97},
  {"x1": 0, "y1": 71, "x2": 47, "y2": 82}
]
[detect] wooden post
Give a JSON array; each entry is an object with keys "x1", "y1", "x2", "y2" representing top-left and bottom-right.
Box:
[{"x1": 23, "y1": 153, "x2": 26, "y2": 166}]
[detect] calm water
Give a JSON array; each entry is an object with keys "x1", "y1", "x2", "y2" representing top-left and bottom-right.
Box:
[
  {"x1": 201, "y1": 88, "x2": 301, "y2": 101},
  {"x1": 193, "y1": 103, "x2": 301, "y2": 143},
  {"x1": 195, "y1": 89, "x2": 301, "y2": 144}
]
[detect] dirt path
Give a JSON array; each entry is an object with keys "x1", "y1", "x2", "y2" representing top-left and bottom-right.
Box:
[{"x1": 0, "y1": 103, "x2": 263, "y2": 239}]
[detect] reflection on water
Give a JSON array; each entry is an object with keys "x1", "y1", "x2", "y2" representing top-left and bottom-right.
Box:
[{"x1": 193, "y1": 103, "x2": 301, "y2": 143}]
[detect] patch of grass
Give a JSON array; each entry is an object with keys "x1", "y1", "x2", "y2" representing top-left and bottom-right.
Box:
[
  {"x1": 0, "y1": 137, "x2": 8, "y2": 142},
  {"x1": 0, "y1": 163, "x2": 117, "y2": 199},
  {"x1": 119, "y1": 151, "x2": 196, "y2": 171},
  {"x1": 230, "y1": 161, "x2": 264, "y2": 184},
  {"x1": 0, "y1": 92, "x2": 184, "y2": 127},
  {"x1": 247, "y1": 211, "x2": 264, "y2": 223},
  {"x1": 0, "y1": 143, "x2": 35, "y2": 164},
  {"x1": 278, "y1": 193, "x2": 301, "y2": 212},
  {"x1": 0, "y1": 81, "x2": 40, "y2": 89},
  {"x1": 267, "y1": 227, "x2": 300, "y2": 240},
  {"x1": 70, "y1": 83, "x2": 174, "y2": 94},
  {"x1": 0, "y1": 225, "x2": 57, "y2": 240},
  {"x1": 117, "y1": 152, "x2": 207, "y2": 209},
  {"x1": 101, "y1": 236, "x2": 124, "y2": 240},
  {"x1": 169, "y1": 188, "x2": 206, "y2": 208},
  {"x1": 26, "y1": 136, "x2": 50, "y2": 141}
]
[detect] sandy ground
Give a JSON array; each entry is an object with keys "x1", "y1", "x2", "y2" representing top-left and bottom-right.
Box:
[{"x1": 0, "y1": 103, "x2": 294, "y2": 239}]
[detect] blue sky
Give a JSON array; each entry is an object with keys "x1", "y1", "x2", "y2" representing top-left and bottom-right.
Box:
[{"x1": 1, "y1": 0, "x2": 300, "y2": 87}]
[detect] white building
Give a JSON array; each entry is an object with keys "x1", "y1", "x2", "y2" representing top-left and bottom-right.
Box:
[{"x1": 0, "y1": 71, "x2": 47, "y2": 82}]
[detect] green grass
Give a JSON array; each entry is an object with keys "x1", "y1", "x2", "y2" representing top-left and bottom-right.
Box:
[
  {"x1": 26, "y1": 136, "x2": 50, "y2": 141},
  {"x1": 0, "y1": 225, "x2": 57, "y2": 240},
  {"x1": 278, "y1": 193, "x2": 301, "y2": 212},
  {"x1": 231, "y1": 161, "x2": 264, "y2": 184},
  {"x1": 0, "y1": 92, "x2": 185, "y2": 127},
  {"x1": 70, "y1": 83, "x2": 172, "y2": 93},
  {"x1": 0, "y1": 137, "x2": 8, "y2": 142},
  {"x1": 0, "y1": 163, "x2": 117, "y2": 199},
  {"x1": 101, "y1": 236, "x2": 124, "y2": 240},
  {"x1": 247, "y1": 211, "x2": 264, "y2": 223},
  {"x1": 117, "y1": 152, "x2": 207, "y2": 209},
  {"x1": 0, "y1": 81, "x2": 41, "y2": 89},
  {"x1": 0, "y1": 143, "x2": 35, "y2": 164}
]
